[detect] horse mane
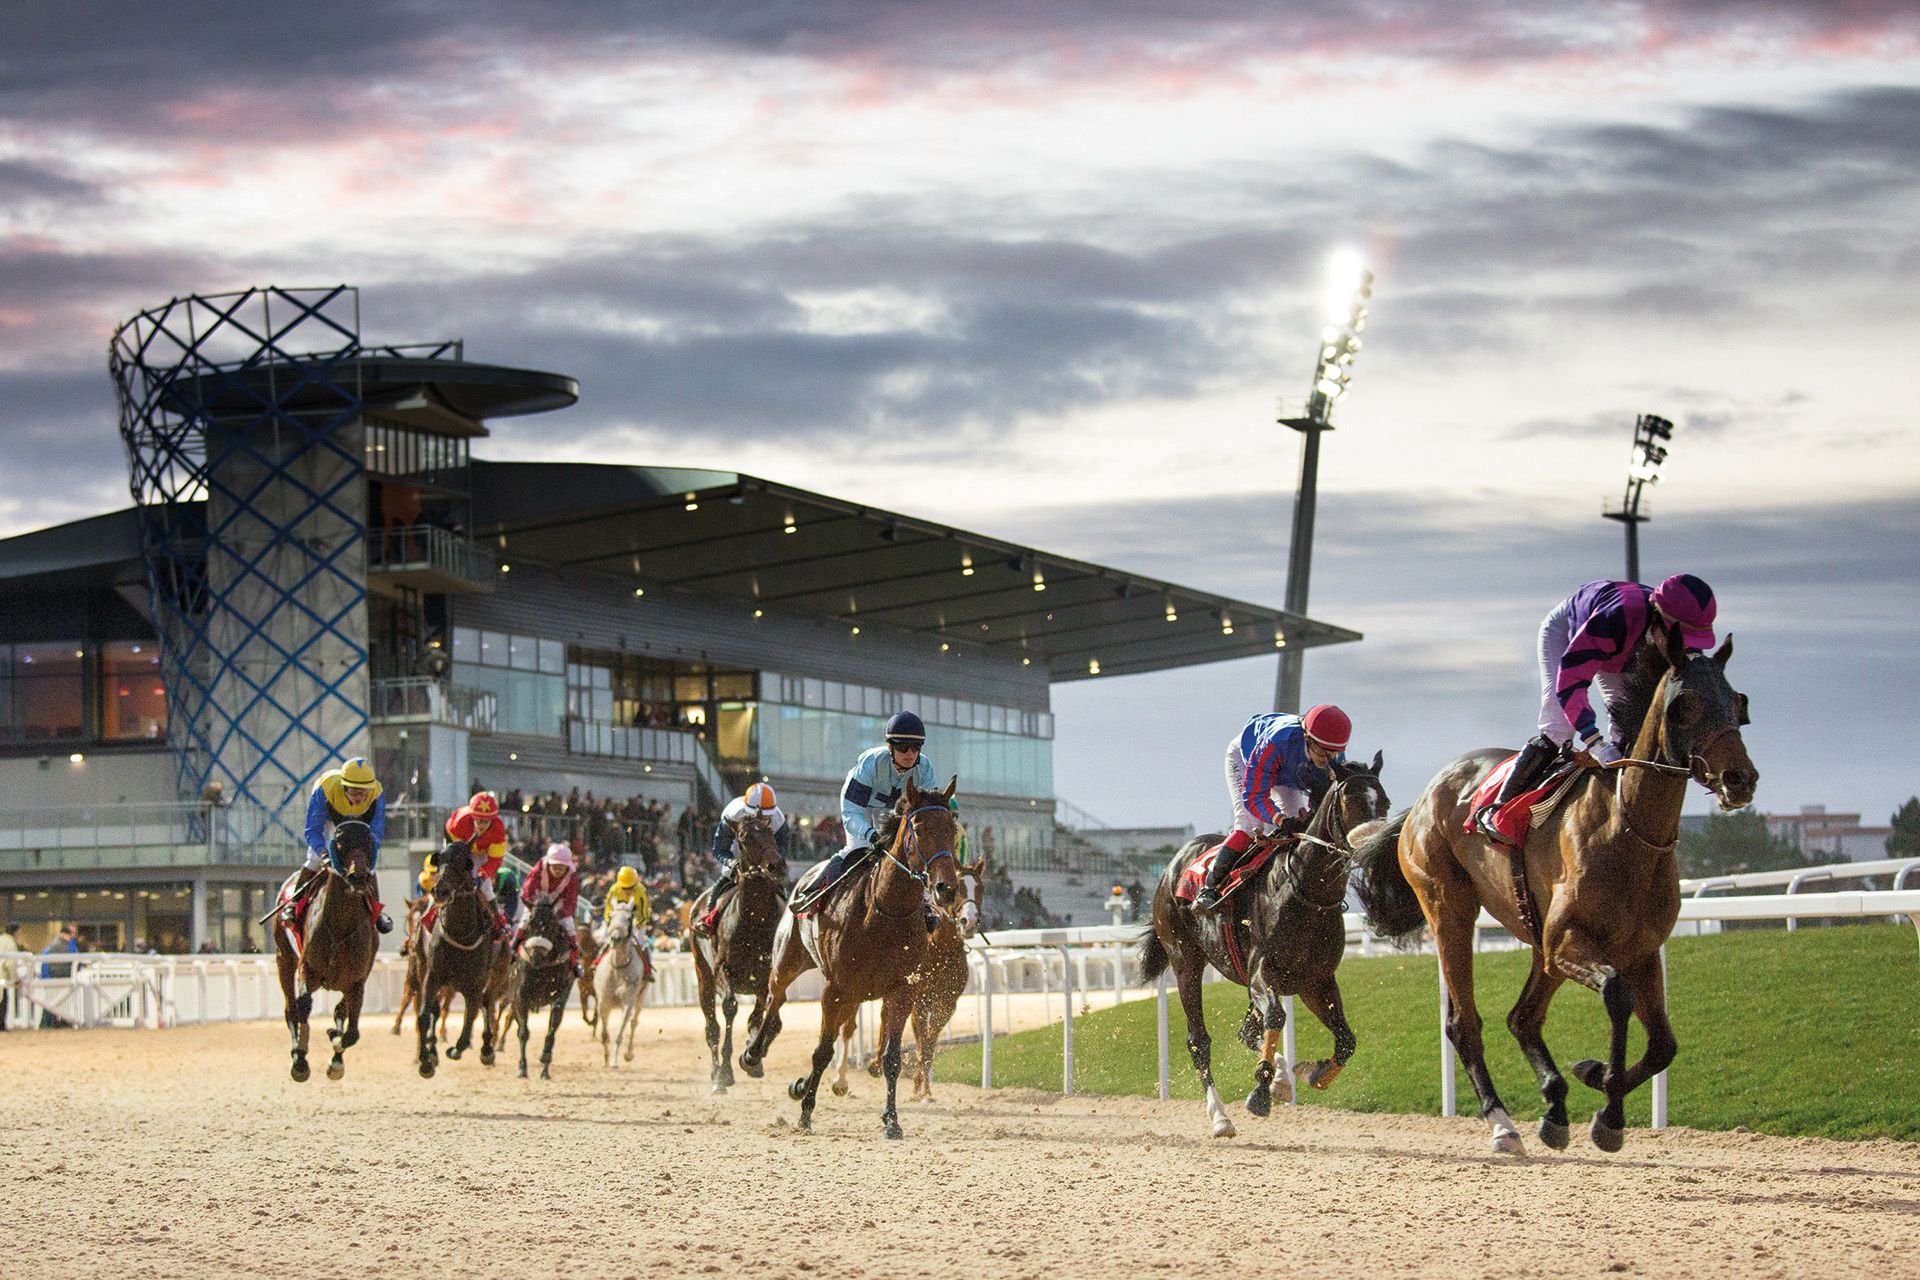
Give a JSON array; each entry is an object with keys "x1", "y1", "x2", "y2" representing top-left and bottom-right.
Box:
[{"x1": 1607, "y1": 632, "x2": 1673, "y2": 746}]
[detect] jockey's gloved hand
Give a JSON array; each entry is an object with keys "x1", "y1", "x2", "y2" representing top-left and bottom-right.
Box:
[{"x1": 1576, "y1": 732, "x2": 1622, "y2": 767}]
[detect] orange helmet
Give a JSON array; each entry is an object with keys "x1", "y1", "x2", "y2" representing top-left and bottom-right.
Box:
[{"x1": 469, "y1": 791, "x2": 499, "y2": 817}]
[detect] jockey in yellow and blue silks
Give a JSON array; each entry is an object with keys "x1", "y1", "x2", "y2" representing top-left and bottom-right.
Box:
[
  {"x1": 794, "y1": 712, "x2": 937, "y2": 919},
  {"x1": 284, "y1": 758, "x2": 393, "y2": 933}
]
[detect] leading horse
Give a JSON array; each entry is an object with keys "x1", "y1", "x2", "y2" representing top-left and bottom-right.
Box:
[
  {"x1": 1139, "y1": 756, "x2": 1389, "y2": 1137},
  {"x1": 1354, "y1": 629, "x2": 1757, "y2": 1154},
  {"x1": 739, "y1": 778, "x2": 965, "y2": 1138},
  {"x1": 690, "y1": 808, "x2": 787, "y2": 1093},
  {"x1": 415, "y1": 842, "x2": 500, "y2": 1078},
  {"x1": 272, "y1": 820, "x2": 380, "y2": 1082}
]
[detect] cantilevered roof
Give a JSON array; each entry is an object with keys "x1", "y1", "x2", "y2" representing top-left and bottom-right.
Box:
[
  {"x1": 470, "y1": 461, "x2": 1359, "y2": 682},
  {"x1": 0, "y1": 508, "x2": 146, "y2": 589}
]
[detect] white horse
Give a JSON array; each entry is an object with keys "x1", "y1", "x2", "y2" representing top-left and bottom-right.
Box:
[{"x1": 592, "y1": 900, "x2": 649, "y2": 1067}]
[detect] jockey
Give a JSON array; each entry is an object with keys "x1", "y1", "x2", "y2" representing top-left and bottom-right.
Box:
[
  {"x1": 444, "y1": 791, "x2": 512, "y2": 939},
  {"x1": 496, "y1": 865, "x2": 524, "y2": 928},
  {"x1": 519, "y1": 843, "x2": 582, "y2": 976},
  {"x1": 1474, "y1": 574, "x2": 1718, "y2": 841},
  {"x1": 600, "y1": 865, "x2": 651, "y2": 944},
  {"x1": 1194, "y1": 705, "x2": 1350, "y2": 914},
  {"x1": 695, "y1": 782, "x2": 792, "y2": 933},
  {"x1": 808, "y1": 711, "x2": 936, "y2": 907},
  {"x1": 285, "y1": 757, "x2": 392, "y2": 932},
  {"x1": 400, "y1": 862, "x2": 437, "y2": 956}
]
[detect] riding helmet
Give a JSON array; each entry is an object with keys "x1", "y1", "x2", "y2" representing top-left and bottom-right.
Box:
[
  {"x1": 884, "y1": 710, "x2": 926, "y2": 744},
  {"x1": 468, "y1": 790, "x2": 499, "y2": 816},
  {"x1": 338, "y1": 757, "x2": 377, "y2": 787},
  {"x1": 1651, "y1": 573, "x2": 1717, "y2": 650},
  {"x1": 744, "y1": 781, "x2": 778, "y2": 811},
  {"x1": 615, "y1": 866, "x2": 639, "y2": 889},
  {"x1": 1302, "y1": 704, "x2": 1352, "y2": 752}
]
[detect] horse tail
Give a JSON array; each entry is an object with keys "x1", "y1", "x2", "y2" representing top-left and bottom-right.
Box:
[
  {"x1": 1351, "y1": 811, "x2": 1426, "y2": 944},
  {"x1": 1136, "y1": 926, "x2": 1169, "y2": 983}
]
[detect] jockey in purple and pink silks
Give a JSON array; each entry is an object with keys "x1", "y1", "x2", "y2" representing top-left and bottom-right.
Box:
[{"x1": 1473, "y1": 574, "x2": 1719, "y2": 841}]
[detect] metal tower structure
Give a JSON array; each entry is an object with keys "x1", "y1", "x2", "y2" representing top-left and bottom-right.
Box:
[{"x1": 110, "y1": 287, "x2": 371, "y2": 837}]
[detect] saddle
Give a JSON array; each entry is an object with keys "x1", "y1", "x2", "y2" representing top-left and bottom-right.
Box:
[
  {"x1": 789, "y1": 849, "x2": 876, "y2": 918},
  {"x1": 1462, "y1": 754, "x2": 1583, "y2": 846},
  {"x1": 1174, "y1": 837, "x2": 1283, "y2": 906}
]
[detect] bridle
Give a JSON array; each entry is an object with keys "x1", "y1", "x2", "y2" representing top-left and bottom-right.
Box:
[
  {"x1": 872, "y1": 802, "x2": 957, "y2": 919},
  {"x1": 431, "y1": 849, "x2": 488, "y2": 952},
  {"x1": 1278, "y1": 772, "x2": 1384, "y2": 913}
]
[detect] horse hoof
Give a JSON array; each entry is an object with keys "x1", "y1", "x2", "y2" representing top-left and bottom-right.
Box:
[
  {"x1": 798, "y1": 1114, "x2": 812, "y2": 1132},
  {"x1": 831, "y1": 1079, "x2": 849, "y2": 1097},
  {"x1": 1211, "y1": 1116, "x2": 1237, "y2": 1139},
  {"x1": 541, "y1": 1067, "x2": 551, "y2": 1080},
  {"x1": 517, "y1": 1067, "x2": 528, "y2": 1079},
  {"x1": 390, "y1": 1025, "x2": 401, "y2": 1036},
  {"x1": 326, "y1": 1059, "x2": 345, "y2": 1082},
  {"x1": 419, "y1": 1062, "x2": 436, "y2": 1079},
  {"x1": 1491, "y1": 1128, "x2": 1527, "y2": 1156},
  {"x1": 446, "y1": 1046, "x2": 462, "y2": 1061},
  {"x1": 290, "y1": 1060, "x2": 310, "y2": 1083},
  {"x1": 788, "y1": 1078, "x2": 808, "y2": 1101},
  {"x1": 481, "y1": 1050, "x2": 495, "y2": 1068},
  {"x1": 883, "y1": 1122, "x2": 904, "y2": 1140},
  {"x1": 711, "y1": 1082, "x2": 728, "y2": 1095},
  {"x1": 739, "y1": 1053, "x2": 764, "y2": 1079},
  {"x1": 1570, "y1": 1058, "x2": 1606, "y2": 1091},
  {"x1": 1244, "y1": 1088, "x2": 1271, "y2": 1118},
  {"x1": 1589, "y1": 1113, "x2": 1626, "y2": 1153},
  {"x1": 1538, "y1": 1117, "x2": 1570, "y2": 1150}
]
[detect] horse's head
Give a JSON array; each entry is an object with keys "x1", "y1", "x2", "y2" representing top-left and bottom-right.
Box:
[
  {"x1": 1322, "y1": 752, "x2": 1391, "y2": 840},
  {"x1": 433, "y1": 841, "x2": 477, "y2": 900},
  {"x1": 526, "y1": 893, "x2": 563, "y2": 938},
  {"x1": 329, "y1": 821, "x2": 377, "y2": 889},
  {"x1": 897, "y1": 776, "x2": 965, "y2": 911},
  {"x1": 605, "y1": 899, "x2": 635, "y2": 945},
  {"x1": 1655, "y1": 629, "x2": 1758, "y2": 811},
  {"x1": 730, "y1": 810, "x2": 787, "y2": 882}
]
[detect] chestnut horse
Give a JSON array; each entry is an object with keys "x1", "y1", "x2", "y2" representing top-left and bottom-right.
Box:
[
  {"x1": 1139, "y1": 756, "x2": 1389, "y2": 1137},
  {"x1": 415, "y1": 842, "x2": 500, "y2": 1077},
  {"x1": 1354, "y1": 629, "x2": 1756, "y2": 1154},
  {"x1": 691, "y1": 809, "x2": 788, "y2": 1092},
  {"x1": 738, "y1": 778, "x2": 965, "y2": 1138},
  {"x1": 273, "y1": 821, "x2": 380, "y2": 1082}
]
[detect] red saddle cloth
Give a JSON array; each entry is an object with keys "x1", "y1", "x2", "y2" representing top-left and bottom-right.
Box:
[
  {"x1": 276, "y1": 874, "x2": 308, "y2": 946},
  {"x1": 1174, "y1": 840, "x2": 1280, "y2": 904},
  {"x1": 1463, "y1": 754, "x2": 1567, "y2": 845}
]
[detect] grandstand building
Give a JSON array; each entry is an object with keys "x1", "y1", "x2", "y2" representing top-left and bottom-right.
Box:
[{"x1": 0, "y1": 287, "x2": 1359, "y2": 952}]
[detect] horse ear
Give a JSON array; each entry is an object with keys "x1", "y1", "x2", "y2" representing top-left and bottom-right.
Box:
[
  {"x1": 944, "y1": 775, "x2": 957, "y2": 801},
  {"x1": 1713, "y1": 635, "x2": 1733, "y2": 667},
  {"x1": 1370, "y1": 749, "x2": 1384, "y2": 774},
  {"x1": 1663, "y1": 617, "x2": 1689, "y2": 670}
]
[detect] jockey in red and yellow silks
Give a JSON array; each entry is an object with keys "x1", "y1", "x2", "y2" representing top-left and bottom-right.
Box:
[{"x1": 428, "y1": 791, "x2": 512, "y2": 939}]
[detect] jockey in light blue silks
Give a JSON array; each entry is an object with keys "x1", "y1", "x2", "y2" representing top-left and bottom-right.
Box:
[{"x1": 793, "y1": 711, "x2": 937, "y2": 915}]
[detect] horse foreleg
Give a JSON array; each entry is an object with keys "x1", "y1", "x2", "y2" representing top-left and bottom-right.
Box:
[
  {"x1": 1612, "y1": 951, "x2": 1678, "y2": 1099},
  {"x1": 391, "y1": 969, "x2": 416, "y2": 1035},
  {"x1": 740, "y1": 933, "x2": 806, "y2": 1076},
  {"x1": 877, "y1": 991, "x2": 913, "y2": 1139},
  {"x1": 910, "y1": 1000, "x2": 937, "y2": 1102},
  {"x1": 1295, "y1": 973, "x2": 1357, "y2": 1094},
  {"x1": 540, "y1": 990, "x2": 565, "y2": 1080},
  {"x1": 696, "y1": 956, "x2": 722, "y2": 1086},
  {"x1": 1244, "y1": 967, "x2": 1290, "y2": 1117},
  {"x1": 516, "y1": 996, "x2": 532, "y2": 1078},
  {"x1": 717, "y1": 989, "x2": 739, "y2": 1090},
  {"x1": 1429, "y1": 876, "x2": 1523, "y2": 1154},
  {"x1": 479, "y1": 980, "x2": 497, "y2": 1068},
  {"x1": 792, "y1": 990, "x2": 847, "y2": 1131},
  {"x1": 415, "y1": 985, "x2": 439, "y2": 1079},
  {"x1": 620, "y1": 983, "x2": 643, "y2": 1062},
  {"x1": 831, "y1": 1013, "x2": 855, "y2": 1096},
  {"x1": 279, "y1": 946, "x2": 312, "y2": 1083},
  {"x1": 1173, "y1": 960, "x2": 1234, "y2": 1138},
  {"x1": 1565, "y1": 963, "x2": 1635, "y2": 1153},
  {"x1": 1506, "y1": 949, "x2": 1572, "y2": 1149}
]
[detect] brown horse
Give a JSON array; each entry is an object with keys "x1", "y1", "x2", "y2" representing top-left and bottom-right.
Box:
[
  {"x1": 510, "y1": 895, "x2": 576, "y2": 1080},
  {"x1": 273, "y1": 821, "x2": 380, "y2": 1082},
  {"x1": 415, "y1": 841, "x2": 500, "y2": 1077},
  {"x1": 1354, "y1": 629, "x2": 1757, "y2": 1154},
  {"x1": 1139, "y1": 756, "x2": 1390, "y2": 1137},
  {"x1": 690, "y1": 809, "x2": 788, "y2": 1093},
  {"x1": 738, "y1": 778, "x2": 965, "y2": 1138}
]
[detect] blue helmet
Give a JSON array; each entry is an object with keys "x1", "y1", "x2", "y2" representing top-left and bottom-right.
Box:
[{"x1": 884, "y1": 711, "x2": 926, "y2": 744}]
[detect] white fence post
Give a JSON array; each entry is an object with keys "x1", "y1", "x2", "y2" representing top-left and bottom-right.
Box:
[
  {"x1": 979, "y1": 950, "x2": 994, "y2": 1090},
  {"x1": 1652, "y1": 944, "x2": 1669, "y2": 1129},
  {"x1": 1059, "y1": 945, "x2": 1074, "y2": 1096},
  {"x1": 1438, "y1": 951, "x2": 1456, "y2": 1118},
  {"x1": 1281, "y1": 993, "x2": 1296, "y2": 1105},
  {"x1": 1155, "y1": 970, "x2": 1170, "y2": 1101}
]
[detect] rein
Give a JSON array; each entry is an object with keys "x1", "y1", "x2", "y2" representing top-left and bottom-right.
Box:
[
  {"x1": 872, "y1": 803, "x2": 955, "y2": 920},
  {"x1": 1274, "y1": 775, "x2": 1378, "y2": 913},
  {"x1": 433, "y1": 881, "x2": 488, "y2": 952}
]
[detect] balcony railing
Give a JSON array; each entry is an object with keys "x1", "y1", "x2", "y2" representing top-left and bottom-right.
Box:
[
  {"x1": 565, "y1": 717, "x2": 732, "y2": 807},
  {"x1": 369, "y1": 678, "x2": 496, "y2": 734},
  {"x1": 366, "y1": 524, "x2": 495, "y2": 592},
  {"x1": 0, "y1": 802, "x2": 300, "y2": 871}
]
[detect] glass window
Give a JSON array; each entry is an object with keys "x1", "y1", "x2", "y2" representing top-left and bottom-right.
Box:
[
  {"x1": 6, "y1": 642, "x2": 88, "y2": 742},
  {"x1": 100, "y1": 641, "x2": 167, "y2": 741},
  {"x1": 990, "y1": 705, "x2": 1008, "y2": 734},
  {"x1": 802, "y1": 678, "x2": 823, "y2": 707},
  {"x1": 507, "y1": 634, "x2": 537, "y2": 671},
  {"x1": 822, "y1": 681, "x2": 843, "y2": 712},
  {"x1": 538, "y1": 638, "x2": 566, "y2": 674},
  {"x1": 862, "y1": 686, "x2": 884, "y2": 716},
  {"x1": 452, "y1": 627, "x2": 479, "y2": 664},
  {"x1": 479, "y1": 631, "x2": 507, "y2": 667},
  {"x1": 936, "y1": 697, "x2": 955, "y2": 726}
]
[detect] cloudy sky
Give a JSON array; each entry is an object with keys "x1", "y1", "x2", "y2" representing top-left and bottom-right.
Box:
[{"x1": 4, "y1": 1, "x2": 1917, "y2": 831}]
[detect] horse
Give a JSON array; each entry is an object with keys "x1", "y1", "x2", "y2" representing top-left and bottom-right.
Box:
[
  {"x1": 592, "y1": 900, "x2": 651, "y2": 1067},
  {"x1": 1353, "y1": 628, "x2": 1757, "y2": 1154},
  {"x1": 577, "y1": 901, "x2": 601, "y2": 1027},
  {"x1": 510, "y1": 894, "x2": 577, "y2": 1080},
  {"x1": 847, "y1": 859, "x2": 987, "y2": 1101},
  {"x1": 390, "y1": 897, "x2": 432, "y2": 1036},
  {"x1": 738, "y1": 777, "x2": 965, "y2": 1138},
  {"x1": 415, "y1": 841, "x2": 500, "y2": 1078},
  {"x1": 272, "y1": 820, "x2": 380, "y2": 1082},
  {"x1": 1138, "y1": 755, "x2": 1390, "y2": 1138},
  {"x1": 690, "y1": 809, "x2": 788, "y2": 1092}
]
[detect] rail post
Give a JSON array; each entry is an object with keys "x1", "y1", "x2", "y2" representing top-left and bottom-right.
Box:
[
  {"x1": 1112, "y1": 941, "x2": 1126, "y2": 1007},
  {"x1": 1155, "y1": 969, "x2": 1171, "y2": 1100},
  {"x1": 1785, "y1": 869, "x2": 1833, "y2": 931},
  {"x1": 979, "y1": 950, "x2": 994, "y2": 1090},
  {"x1": 1059, "y1": 945, "x2": 1075, "y2": 1096},
  {"x1": 1438, "y1": 952, "x2": 1456, "y2": 1118},
  {"x1": 1282, "y1": 994, "x2": 1297, "y2": 1105},
  {"x1": 1651, "y1": 945, "x2": 1669, "y2": 1129}
]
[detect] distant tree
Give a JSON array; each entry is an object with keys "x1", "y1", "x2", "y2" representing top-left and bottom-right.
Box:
[
  {"x1": 1888, "y1": 797, "x2": 1920, "y2": 858},
  {"x1": 1677, "y1": 810, "x2": 1813, "y2": 879}
]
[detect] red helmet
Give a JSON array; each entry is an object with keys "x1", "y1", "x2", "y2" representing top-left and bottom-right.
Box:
[
  {"x1": 1302, "y1": 704, "x2": 1351, "y2": 752},
  {"x1": 468, "y1": 791, "x2": 499, "y2": 817}
]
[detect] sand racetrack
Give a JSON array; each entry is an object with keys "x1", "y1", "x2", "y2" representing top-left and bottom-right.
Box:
[{"x1": 5, "y1": 1004, "x2": 1918, "y2": 1280}]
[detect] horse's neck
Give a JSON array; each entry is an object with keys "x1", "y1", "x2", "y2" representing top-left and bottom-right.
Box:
[
  {"x1": 869, "y1": 824, "x2": 923, "y2": 915},
  {"x1": 1616, "y1": 683, "x2": 1686, "y2": 850}
]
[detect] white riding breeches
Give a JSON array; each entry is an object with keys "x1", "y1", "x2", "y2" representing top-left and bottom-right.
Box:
[{"x1": 1536, "y1": 599, "x2": 1630, "y2": 746}]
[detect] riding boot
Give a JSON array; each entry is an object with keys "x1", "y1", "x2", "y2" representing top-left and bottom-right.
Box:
[
  {"x1": 278, "y1": 866, "x2": 318, "y2": 927},
  {"x1": 697, "y1": 866, "x2": 737, "y2": 935},
  {"x1": 1474, "y1": 735, "x2": 1561, "y2": 840},
  {"x1": 1194, "y1": 831, "x2": 1253, "y2": 913},
  {"x1": 491, "y1": 906, "x2": 511, "y2": 941},
  {"x1": 567, "y1": 935, "x2": 583, "y2": 978},
  {"x1": 373, "y1": 899, "x2": 394, "y2": 934}
]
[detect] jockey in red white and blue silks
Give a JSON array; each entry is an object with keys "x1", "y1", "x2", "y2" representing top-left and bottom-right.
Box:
[
  {"x1": 1474, "y1": 573, "x2": 1717, "y2": 841},
  {"x1": 1194, "y1": 706, "x2": 1350, "y2": 913}
]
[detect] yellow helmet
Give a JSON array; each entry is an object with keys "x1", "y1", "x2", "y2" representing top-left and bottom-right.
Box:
[
  {"x1": 338, "y1": 757, "x2": 377, "y2": 788},
  {"x1": 418, "y1": 869, "x2": 437, "y2": 891},
  {"x1": 744, "y1": 782, "x2": 778, "y2": 812},
  {"x1": 615, "y1": 866, "x2": 639, "y2": 889}
]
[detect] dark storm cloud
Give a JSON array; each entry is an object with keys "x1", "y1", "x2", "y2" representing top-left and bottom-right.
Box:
[{"x1": 0, "y1": 159, "x2": 103, "y2": 209}]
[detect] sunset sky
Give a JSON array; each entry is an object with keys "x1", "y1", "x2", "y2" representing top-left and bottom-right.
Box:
[{"x1": 4, "y1": 1, "x2": 1917, "y2": 829}]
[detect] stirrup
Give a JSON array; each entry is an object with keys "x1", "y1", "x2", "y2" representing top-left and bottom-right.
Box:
[{"x1": 1192, "y1": 887, "x2": 1223, "y2": 914}]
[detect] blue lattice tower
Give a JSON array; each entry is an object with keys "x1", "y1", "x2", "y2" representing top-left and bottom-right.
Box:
[{"x1": 110, "y1": 287, "x2": 372, "y2": 838}]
